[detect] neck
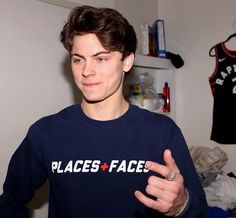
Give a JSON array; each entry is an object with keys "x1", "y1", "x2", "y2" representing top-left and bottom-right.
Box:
[{"x1": 81, "y1": 97, "x2": 129, "y2": 121}]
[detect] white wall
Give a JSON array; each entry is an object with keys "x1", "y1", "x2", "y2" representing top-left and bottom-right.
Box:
[
  {"x1": 70, "y1": 0, "x2": 115, "y2": 8},
  {"x1": 0, "y1": 0, "x2": 73, "y2": 217},
  {"x1": 38, "y1": 0, "x2": 115, "y2": 8},
  {"x1": 158, "y1": 0, "x2": 236, "y2": 174}
]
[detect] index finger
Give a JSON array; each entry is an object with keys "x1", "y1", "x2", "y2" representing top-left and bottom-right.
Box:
[
  {"x1": 145, "y1": 161, "x2": 171, "y2": 179},
  {"x1": 146, "y1": 149, "x2": 179, "y2": 178}
]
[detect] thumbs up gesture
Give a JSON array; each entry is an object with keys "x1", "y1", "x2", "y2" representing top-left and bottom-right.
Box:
[{"x1": 135, "y1": 149, "x2": 188, "y2": 216}]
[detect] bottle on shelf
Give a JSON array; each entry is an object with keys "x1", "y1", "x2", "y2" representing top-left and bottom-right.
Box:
[{"x1": 162, "y1": 82, "x2": 170, "y2": 113}]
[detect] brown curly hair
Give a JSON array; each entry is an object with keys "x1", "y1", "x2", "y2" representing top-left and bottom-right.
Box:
[{"x1": 60, "y1": 5, "x2": 137, "y2": 60}]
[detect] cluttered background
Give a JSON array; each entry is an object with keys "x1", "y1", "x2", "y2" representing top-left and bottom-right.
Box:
[{"x1": 1, "y1": 0, "x2": 236, "y2": 218}]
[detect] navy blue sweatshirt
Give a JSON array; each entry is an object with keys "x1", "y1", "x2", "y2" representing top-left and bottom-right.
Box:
[{"x1": 0, "y1": 104, "x2": 207, "y2": 218}]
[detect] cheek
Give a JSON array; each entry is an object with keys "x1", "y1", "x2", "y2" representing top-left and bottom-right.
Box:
[
  {"x1": 71, "y1": 66, "x2": 82, "y2": 80},
  {"x1": 101, "y1": 63, "x2": 123, "y2": 80}
]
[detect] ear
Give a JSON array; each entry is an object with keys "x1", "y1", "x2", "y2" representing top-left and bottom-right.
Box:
[{"x1": 123, "y1": 53, "x2": 135, "y2": 72}]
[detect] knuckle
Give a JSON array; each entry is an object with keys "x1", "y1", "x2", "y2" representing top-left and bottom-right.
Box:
[
  {"x1": 151, "y1": 201, "x2": 159, "y2": 210},
  {"x1": 160, "y1": 203, "x2": 171, "y2": 213},
  {"x1": 145, "y1": 184, "x2": 152, "y2": 194},
  {"x1": 178, "y1": 174, "x2": 184, "y2": 183},
  {"x1": 171, "y1": 185, "x2": 179, "y2": 194},
  {"x1": 148, "y1": 175, "x2": 156, "y2": 185}
]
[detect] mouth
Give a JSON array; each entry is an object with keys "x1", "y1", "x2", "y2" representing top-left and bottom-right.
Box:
[{"x1": 82, "y1": 82, "x2": 102, "y2": 88}]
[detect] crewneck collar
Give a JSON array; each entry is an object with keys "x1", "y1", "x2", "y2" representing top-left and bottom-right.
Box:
[{"x1": 75, "y1": 104, "x2": 134, "y2": 129}]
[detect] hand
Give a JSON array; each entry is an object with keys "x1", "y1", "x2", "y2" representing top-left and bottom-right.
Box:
[{"x1": 134, "y1": 149, "x2": 188, "y2": 216}]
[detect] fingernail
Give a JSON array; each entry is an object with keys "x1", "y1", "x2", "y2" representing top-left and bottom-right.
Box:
[{"x1": 145, "y1": 161, "x2": 152, "y2": 169}]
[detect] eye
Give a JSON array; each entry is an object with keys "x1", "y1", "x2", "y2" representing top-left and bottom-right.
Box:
[
  {"x1": 96, "y1": 56, "x2": 108, "y2": 63},
  {"x1": 72, "y1": 57, "x2": 85, "y2": 64}
]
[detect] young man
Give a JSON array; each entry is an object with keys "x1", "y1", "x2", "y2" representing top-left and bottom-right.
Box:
[{"x1": 0, "y1": 5, "x2": 207, "y2": 218}]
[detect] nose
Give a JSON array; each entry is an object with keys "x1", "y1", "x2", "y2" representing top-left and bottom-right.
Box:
[{"x1": 82, "y1": 61, "x2": 95, "y2": 78}]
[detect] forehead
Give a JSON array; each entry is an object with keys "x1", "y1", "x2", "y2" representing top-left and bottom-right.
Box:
[
  {"x1": 72, "y1": 34, "x2": 106, "y2": 53},
  {"x1": 71, "y1": 33, "x2": 123, "y2": 59}
]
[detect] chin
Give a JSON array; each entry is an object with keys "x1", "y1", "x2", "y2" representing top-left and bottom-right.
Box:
[{"x1": 83, "y1": 95, "x2": 105, "y2": 104}]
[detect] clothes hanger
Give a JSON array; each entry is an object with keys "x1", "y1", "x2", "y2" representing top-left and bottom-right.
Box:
[
  {"x1": 209, "y1": 33, "x2": 236, "y2": 57},
  {"x1": 209, "y1": 19, "x2": 236, "y2": 57},
  {"x1": 209, "y1": 46, "x2": 215, "y2": 57},
  {"x1": 224, "y1": 33, "x2": 236, "y2": 43}
]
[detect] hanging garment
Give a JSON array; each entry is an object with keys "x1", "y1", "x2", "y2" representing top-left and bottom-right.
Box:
[{"x1": 209, "y1": 42, "x2": 236, "y2": 144}]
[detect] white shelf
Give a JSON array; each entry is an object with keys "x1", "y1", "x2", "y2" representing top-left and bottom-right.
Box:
[{"x1": 134, "y1": 54, "x2": 172, "y2": 69}]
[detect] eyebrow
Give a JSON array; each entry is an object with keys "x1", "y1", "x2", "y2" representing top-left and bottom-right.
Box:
[{"x1": 70, "y1": 51, "x2": 111, "y2": 59}]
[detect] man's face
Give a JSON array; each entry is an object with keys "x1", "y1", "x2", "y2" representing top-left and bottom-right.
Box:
[{"x1": 70, "y1": 33, "x2": 133, "y2": 103}]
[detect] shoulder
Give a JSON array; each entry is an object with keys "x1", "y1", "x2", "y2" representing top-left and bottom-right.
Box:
[
  {"x1": 28, "y1": 104, "x2": 78, "y2": 135},
  {"x1": 130, "y1": 104, "x2": 179, "y2": 132},
  {"x1": 129, "y1": 105, "x2": 183, "y2": 150}
]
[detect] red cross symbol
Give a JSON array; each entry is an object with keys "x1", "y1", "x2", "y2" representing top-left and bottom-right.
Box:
[{"x1": 100, "y1": 163, "x2": 109, "y2": 171}]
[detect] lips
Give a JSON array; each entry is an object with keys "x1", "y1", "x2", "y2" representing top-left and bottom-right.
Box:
[{"x1": 82, "y1": 82, "x2": 102, "y2": 88}]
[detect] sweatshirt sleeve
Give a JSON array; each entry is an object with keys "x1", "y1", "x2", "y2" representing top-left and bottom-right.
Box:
[
  {"x1": 0, "y1": 134, "x2": 47, "y2": 218},
  {"x1": 165, "y1": 121, "x2": 208, "y2": 218}
]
